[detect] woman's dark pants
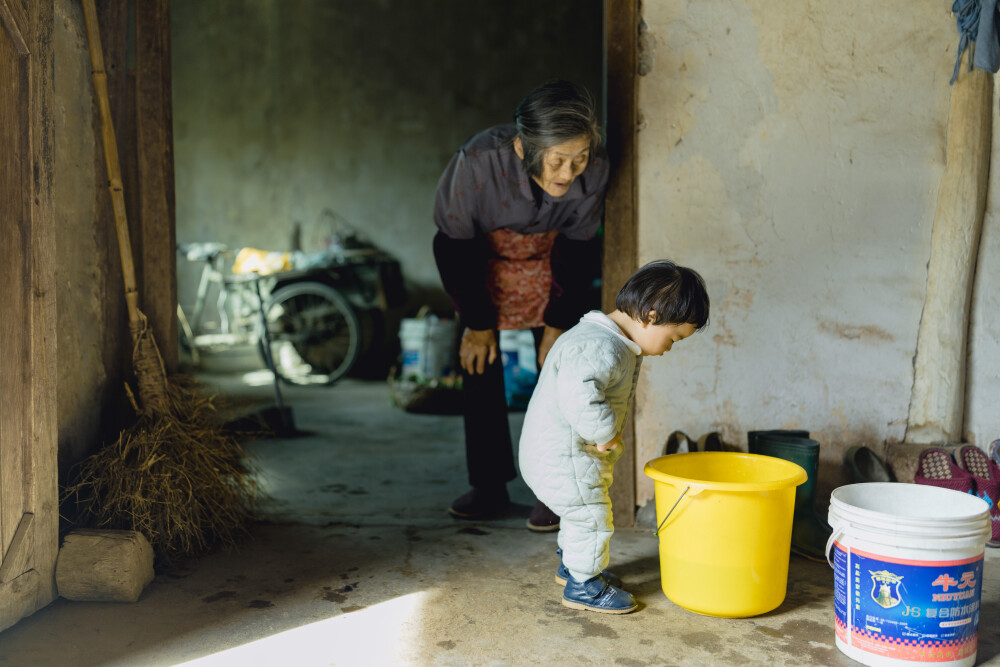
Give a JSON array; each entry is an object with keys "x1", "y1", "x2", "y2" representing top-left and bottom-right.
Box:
[{"x1": 461, "y1": 327, "x2": 542, "y2": 490}]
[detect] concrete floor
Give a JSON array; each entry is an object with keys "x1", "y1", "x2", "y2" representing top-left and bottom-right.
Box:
[{"x1": 1, "y1": 367, "x2": 999, "y2": 666}]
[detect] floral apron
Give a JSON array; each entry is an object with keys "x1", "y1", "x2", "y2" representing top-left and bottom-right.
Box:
[{"x1": 485, "y1": 228, "x2": 558, "y2": 331}]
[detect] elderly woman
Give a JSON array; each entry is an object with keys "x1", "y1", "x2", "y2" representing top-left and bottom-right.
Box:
[{"x1": 433, "y1": 80, "x2": 609, "y2": 531}]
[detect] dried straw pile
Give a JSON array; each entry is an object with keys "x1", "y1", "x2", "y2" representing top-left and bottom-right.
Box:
[{"x1": 64, "y1": 377, "x2": 261, "y2": 564}]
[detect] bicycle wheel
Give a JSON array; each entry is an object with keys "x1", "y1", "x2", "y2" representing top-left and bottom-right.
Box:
[{"x1": 259, "y1": 282, "x2": 361, "y2": 385}]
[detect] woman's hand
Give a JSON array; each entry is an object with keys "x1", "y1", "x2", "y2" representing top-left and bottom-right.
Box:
[
  {"x1": 537, "y1": 325, "x2": 565, "y2": 369},
  {"x1": 459, "y1": 328, "x2": 498, "y2": 375}
]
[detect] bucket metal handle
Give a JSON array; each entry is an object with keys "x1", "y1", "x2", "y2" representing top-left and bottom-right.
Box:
[
  {"x1": 653, "y1": 485, "x2": 691, "y2": 536},
  {"x1": 825, "y1": 523, "x2": 846, "y2": 568}
]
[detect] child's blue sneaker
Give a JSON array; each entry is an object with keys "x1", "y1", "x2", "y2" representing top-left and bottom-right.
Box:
[
  {"x1": 562, "y1": 573, "x2": 638, "y2": 614},
  {"x1": 554, "y1": 548, "x2": 622, "y2": 587}
]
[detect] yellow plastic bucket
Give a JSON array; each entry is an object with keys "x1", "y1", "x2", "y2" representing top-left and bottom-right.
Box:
[{"x1": 644, "y1": 452, "x2": 807, "y2": 617}]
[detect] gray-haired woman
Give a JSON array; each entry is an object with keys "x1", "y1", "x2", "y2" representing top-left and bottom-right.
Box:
[{"x1": 433, "y1": 80, "x2": 609, "y2": 531}]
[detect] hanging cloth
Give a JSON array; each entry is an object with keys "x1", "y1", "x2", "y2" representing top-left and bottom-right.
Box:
[
  {"x1": 974, "y1": 0, "x2": 1000, "y2": 73},
  {"x1": 950, "y1": 0, "x2": 1000, "y2": 84}
]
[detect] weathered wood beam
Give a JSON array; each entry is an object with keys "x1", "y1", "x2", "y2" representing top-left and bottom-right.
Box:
[
  {"x1": 0, "y1": 0, "x2": 57, "y2": 632},
  {"x1": 96, "y1": 0, "x2": 130, "y2": 376},
  {"x1": 136, "y1": 0, "x2": 178, "y2": 373},
  {"x1": 604, "y1": 0, "x2": 638, "y2": 525},
  {"x1": 0, "y1": 0, "x2": 31, "y2": 584},
  {"x1": 906, "y1": 68, "x2": 992, "y2": 444},
  {"x1": 0, "y1": 514, "x2": 34, "y2": 583}
]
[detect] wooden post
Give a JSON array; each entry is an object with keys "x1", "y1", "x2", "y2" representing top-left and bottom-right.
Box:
[
  {"x1": 83, "y1": 0, "x2": 171, "y2": 416},
  {"x1": 604, "y1": 0, "x2": 639, "y2": 525},
  {"x1": 136, "y1": 0, "x2": 178, "y2": 374},
  {"x1": 906, "y1": 69, "x2": 992, "y2": 444},
  {"x1": 96, "y1": 0, "x2": 130, "y2": 379}
]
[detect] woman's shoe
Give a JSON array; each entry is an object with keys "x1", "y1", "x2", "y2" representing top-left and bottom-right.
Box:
[
  {"x1": 562, "y1": 573, "x2": 637, "y2": 614},
  {"x1": 554, "y1": 548, "x2": 621, "y2": 587},
  {"x1": 954, "y1": 445, "x2": 1000, "y2": 547},
  {"x1": 843, "y1": 445, "x2": 894, "y2": 483},
  {"x1": 448, "y1": 486, "x2": 510, "y2": 519},
  {"x1": 526, "y1": 501, "x2": 560, "y2": 532}
]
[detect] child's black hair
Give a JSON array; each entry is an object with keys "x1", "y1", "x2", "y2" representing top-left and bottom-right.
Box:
[{"x1": 615, "y1": 260, "x2": 710, "y2": 329}]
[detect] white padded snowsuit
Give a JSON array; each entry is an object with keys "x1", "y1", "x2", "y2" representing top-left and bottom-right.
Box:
[{"x1": 519, "y1": 311, "x2": 642, "y2": 580}]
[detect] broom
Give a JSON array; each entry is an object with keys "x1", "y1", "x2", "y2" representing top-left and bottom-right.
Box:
[{"x1": 66, "y1": 0, "x2": 259, "y2": 563}]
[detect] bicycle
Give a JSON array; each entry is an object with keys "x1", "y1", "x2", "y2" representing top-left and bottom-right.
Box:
[{"x1": 177, "y1": 242, "x2": 371, "y2": 386}]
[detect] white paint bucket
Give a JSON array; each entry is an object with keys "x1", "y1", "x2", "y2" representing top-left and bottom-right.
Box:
[
  {"x1": 827, "y1": 483, "x2": 990, "y2": 667},
  {"x1": 399, "y1": 316, "x2": 456, "y2": 380}
]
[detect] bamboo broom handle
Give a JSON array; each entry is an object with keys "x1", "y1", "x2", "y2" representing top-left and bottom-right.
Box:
[{"x1": 81, "y1": 0, "x2": 141, "y2": 326}]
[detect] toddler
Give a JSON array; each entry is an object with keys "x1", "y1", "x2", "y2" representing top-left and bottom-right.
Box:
[{"x1": 518, "y1": 259, "x2": 710, "y2": 613}]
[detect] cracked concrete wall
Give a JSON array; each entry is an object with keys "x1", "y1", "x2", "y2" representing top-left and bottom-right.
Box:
[
  {"x1": 632, "y1": 0, "x2": 971, "y2": 505},
  {"x1": 171, "y1": 0, "x2": 602, "y2": 314}
]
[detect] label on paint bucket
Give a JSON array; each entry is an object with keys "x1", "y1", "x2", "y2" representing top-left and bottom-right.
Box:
[{"x1": 833, "y1": 542, "x2": 982, "y2": 663}]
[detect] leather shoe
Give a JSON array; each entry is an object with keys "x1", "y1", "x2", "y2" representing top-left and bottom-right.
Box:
[
  {"x1": 562, "y1": 573, "x2": 637, "y2": 614},
  {"x1": 448, "y1": 486, "x2": 509, "y2": 519},
  {"x1": 526, "y1": 501, "x2": 560, "y2": 532},
  {"x1": 554, "y1": 548, "x2": 621, "y2": 587}
]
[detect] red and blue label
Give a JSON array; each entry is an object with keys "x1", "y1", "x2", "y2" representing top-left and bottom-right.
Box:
[{"x1": 833, "y1": 542, "x2": 982, "y2": 663}]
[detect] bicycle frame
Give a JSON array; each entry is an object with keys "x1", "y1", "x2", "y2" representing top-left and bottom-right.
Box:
[
  {"x1": 177, "y1": 242, "x2": 382, "y2": 385},
  {"x1": 179, "y1": 244, "x2": 275, "y2": 349}
]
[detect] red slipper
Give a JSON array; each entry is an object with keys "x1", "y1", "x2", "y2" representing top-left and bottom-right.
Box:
[
  {"x1": 913, "y1": 448, "x2": 975, "y2": 494},
  {"x1": 955, "y1": 445, "x2": 1000, "y2": 547}
]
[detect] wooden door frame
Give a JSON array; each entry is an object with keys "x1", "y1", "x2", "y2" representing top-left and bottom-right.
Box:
[
  {"x1": 135, "y1": 0, "x2": 178, "y2": 374},
  {"x1": 0, "y1": 0, "x2": 58, "y2": 632},
  {"x1": 100, "y1": 0, "x2": 178, "y2": 375},
  {"x1": 603, "y1": 0, "x2": 639, "y2": 525},
  {"x1": 0, "y1": 0, "x2": 175, "y2": 632}
]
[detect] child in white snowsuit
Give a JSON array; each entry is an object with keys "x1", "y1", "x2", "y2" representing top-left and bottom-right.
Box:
[{"x1": 518, "y1": 260, "x2": 710, "y2": 614}]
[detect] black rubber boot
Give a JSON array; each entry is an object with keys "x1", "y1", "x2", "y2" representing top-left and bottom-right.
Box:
[
  {"x1": 748, "y1": 429, "x2": 810, "y2": 452},
  {"x1": 748, "y1": 430, "x2": 831, "y2": 562}
]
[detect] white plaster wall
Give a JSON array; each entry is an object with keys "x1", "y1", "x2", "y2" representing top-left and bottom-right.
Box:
[{"x1": 634, "y1": 0, "x2": 961, "y2": 504}]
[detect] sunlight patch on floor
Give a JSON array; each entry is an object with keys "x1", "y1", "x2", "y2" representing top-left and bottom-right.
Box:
[
  {"x1": 176, "y1": 591, "x2": 431, "y2": 666},
  {"x1": 241, "y1": 369, "x2": 276, "y2": 387}
]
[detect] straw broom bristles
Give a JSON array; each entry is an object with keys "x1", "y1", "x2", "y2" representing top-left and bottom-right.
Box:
[
  {"x1": 64, "y1": 376, "x2": 262, "y2": 564},
  {"x1": 130, "y1": 310, "x2": 171, "y2": 418}
]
